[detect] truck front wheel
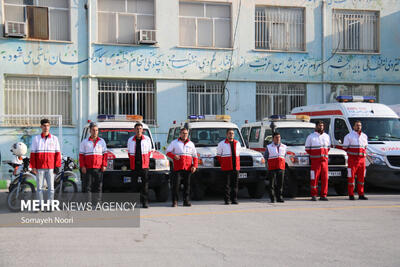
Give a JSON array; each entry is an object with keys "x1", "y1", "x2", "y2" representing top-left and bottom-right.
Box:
[
  {"x1": 283, "y1": 171, "x2": 298, "y2": 198},
  {"x1": 247, "y1": 180, "x2": 266, "y2": 199},
  {"x1": 155, "y1": 182, "x2": 169, "y2": 202}
]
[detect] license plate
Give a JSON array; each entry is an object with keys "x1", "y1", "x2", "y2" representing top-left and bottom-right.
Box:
[
  {"x1": 328, "y1": 171, "x2": 341, "y2": 177},
  {"x1": 123, "y1": 177, "x2": 131, "y2": 183},
  {"x1": 239, "y1": 173, "x2": 247, "y2": 179}
]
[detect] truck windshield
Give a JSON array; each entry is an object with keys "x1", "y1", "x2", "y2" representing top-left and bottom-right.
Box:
[
  {"x1": 276, "y1": 128, "x2": 315, "y2": 146},
  {"x1": 189, "y1": 128, "x2": 245, "y2": 147},
  {"x1": 98, "y1": 128, "x2": 151, "y2": 148},
  {"x1": 348, "y1": 118, "x2": 400, "y2": 142}
]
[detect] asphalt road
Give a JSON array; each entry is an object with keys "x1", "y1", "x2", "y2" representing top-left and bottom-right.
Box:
[{"x1": 0, "y1": 188, "x2": 399, "y2": 267}]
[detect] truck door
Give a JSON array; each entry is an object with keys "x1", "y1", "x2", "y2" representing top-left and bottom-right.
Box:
[{"x1": 333, "y1": 118, "x2": 350, "y2": 146}]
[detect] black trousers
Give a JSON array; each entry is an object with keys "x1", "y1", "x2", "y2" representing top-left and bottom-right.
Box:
[
  {"x1": 268, "y1": 169, "x2": 285, "y2": 201},
  {"x1": 224, "y1": 170, "x2": 239, "y2": 202},
  {"x1": 131, "y1": 169, "x2": 149, "y2": 204},
  {"x1": 86, "y1": 168, "x2": 103, "y2": 203},
  {"x1": 171, "y1": 170, "x2": 192, "y2": 203}
]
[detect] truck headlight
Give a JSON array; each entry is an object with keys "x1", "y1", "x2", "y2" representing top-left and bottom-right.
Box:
[
  {"x1": 253, "y1": 156, "x2": 265, "y2": 167},
  {"x1": 155, "y1": 159, "x2": 170, "y2": 170},
  {"x1": 367, "y1": 153, "x2": 386, "y2": 166},
  {"x1": 290, "y1": 155, "x2": 309, "y2": 166},
  {"x1": 199, "y1": 157, "x2": 214, "y2": 167}
]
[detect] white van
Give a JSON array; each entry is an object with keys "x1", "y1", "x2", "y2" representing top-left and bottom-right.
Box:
[
  {"x1": 166, "y1": 115, "x2": 267, "y2": 200},
  {"x1": 292, "y1": 96, "x2": 400, "y2": 190},
  {"x1": 240, "y1": 115, "x2": 348, "y2": 197},
  {"x1": 81, "y1": 115, "x2": 170, "y2": 202}
]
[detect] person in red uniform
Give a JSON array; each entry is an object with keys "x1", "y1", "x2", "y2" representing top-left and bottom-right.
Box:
[
  {"x1": 217, "y1": 129, "x2": 241, "y2": 205},
  {"x1": 343, "y1": 121, "x2": 368, "y2": 200},
  {"x1": 264, "y1": 132, "x2": 287, "y2": 203},
  {"x1": 166, "y1": 128, "x2": 198, "y2": 207},
  {"x1": 30, "y1": 118, "x2": 61, "y2": 205},
  {"x1": 305, "y1": 121, "x2": 330, "y2": 201},
  {"x1": 79, "y1": 122, "x2": 108, "y2": 203},
  {"x1": 127, "y1": 123, "x2": 152, "y2": 208}
]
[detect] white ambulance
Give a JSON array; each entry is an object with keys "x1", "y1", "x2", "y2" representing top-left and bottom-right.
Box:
[
  {"x1": 240, "y1": 115, "x2": 348, "y2": 197},
  {"x1": 165, "y1": 115, "x2": 267, "y2": 200},
  {"x1": 292, "y1": 96, "x2": 400, "y2": 190},
  {"x1": 81, "y1": 115, "x2": 170, "y2": 202}
]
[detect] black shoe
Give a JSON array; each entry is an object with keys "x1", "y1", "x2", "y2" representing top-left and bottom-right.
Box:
[
  {"x1": 270, "y1": 198, "x2": 275, "y2": 203},
  {"x1": 349, "y1": 195, "x2": 355, "y2": 200},
  {"x1": 277, "y1": 198, "x2": 285, "y2": 203},
  {"x1": 231, "y1": 200, "x2": 239, "y2": 205},
  {"x1": 224, "y1": 200, "x2": 230, "y2": 205},
  {"x1": 183, "y1": 202, "x2": 192, "y2": 207},
  {"x1": 171, "y1": 201, "x2": 178, "y2": 207},
  {"x1": 142, "y1": 203, "x2": 149, "y2": 209},
  {"x1": 311, "y1": 196, "x2": 317, "y2": 201},
  {"x1": 319, "y1": 197, "x2": 328, "y2": 201},
  {"x1": 359, "y1": 195, "x2": 368, "y2": 200}
]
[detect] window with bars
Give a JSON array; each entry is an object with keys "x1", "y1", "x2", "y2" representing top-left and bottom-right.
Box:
[
  {"x1": 256, "y1": 83, "x2": 306, "y2": 120},
  {"x1": 98, "y1": 79, "x2": 156, "y2": 125},
  {"x1": 4, "y1": 76, "x2": 72, "y2": 126},
  {"x1": 328, "y1": 84, "x2": 378, "y2": 103},
  {"x1": 255, "y1": 6, "x2": 305, "y2": 51},
  {"x1": 97, "y1": 0, "x2": 154, "y2": 44},
  {"x1": 179, "y1": 1, "x2": 231, "y2": 48},
  {"x1": 4, "y1": 0, "x2": 70, "y2": 41},
  {"x1": 187, "y1": 81, "x2": 224, "y2": 115},
  {"x1": 333, "y1": 10, "x2": 379, "y2": 53}
]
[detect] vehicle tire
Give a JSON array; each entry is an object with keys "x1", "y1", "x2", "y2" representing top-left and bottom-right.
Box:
[
  {"x1": 283, "y1": 171, "x2": 298, "y2": 198},
  {"x1": 55, "y1": 179, "x2": 78, "y2": 202},
  {"x1": 334, "y1": 182, "x2": 348, "y2": 196},
  {"x1": 192, "y1": 178, "x2": 206, "y2": 200},
  {"x1": 247, "y1": 180, "x2": 266, "y2": 199},
  {"x1": 155, "y1": 182, "x2": 169, "y2": 202},
  {"x1": 7, "y1": 181, "x2": 35, "y2": 212}
]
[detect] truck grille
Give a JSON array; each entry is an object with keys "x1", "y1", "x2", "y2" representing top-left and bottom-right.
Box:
[
  {"x1": 113, "y1": 159, "x2": 130, "y2": 170},
  {"x1": 213, "y1": 156, "x2": 253, "y2": 167},
  {"x1": 328, "y1": 155, "x2": 345, "y2": 165},
  {"x1": 113, "y1": 158, "x2": 156, "y2": 170},
  {"x1": 240, "y1": 156, "x2": 253, "y2": 167},
  {"x1": 387, "y1": 156, "x2": 400, "y2": 167}
]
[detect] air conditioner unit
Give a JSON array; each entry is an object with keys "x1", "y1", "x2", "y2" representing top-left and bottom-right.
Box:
[
  {"x1": 4, "y1": 21, "x2": 26, "y2": 38},
  {"x1": 138, "y1": 30, "x2": 157, "y2": 45}
]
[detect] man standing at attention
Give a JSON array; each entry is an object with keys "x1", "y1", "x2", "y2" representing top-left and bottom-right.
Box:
[{"x1": 305, "y1": 121, "x2": 330, "y2": 201}]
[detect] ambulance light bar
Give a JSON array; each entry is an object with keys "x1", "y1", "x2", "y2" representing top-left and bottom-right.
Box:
[
  {"x1": 188, "y1": 115, "x2": 231, "y2": 122},
  {"x1": 336, "y1": 95, "x2": 376, "y2": 103},
  {"x1": 268, "y1": 115, "x2": 310, "y2": 122},
  {"x1": 97, "y1": 114, "x2": 143, "y2": 122}
]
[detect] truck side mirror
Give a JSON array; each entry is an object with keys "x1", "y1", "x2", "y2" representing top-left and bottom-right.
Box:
[{"x1": 155, "y1": 142, "x2": 161, "y2": 150}]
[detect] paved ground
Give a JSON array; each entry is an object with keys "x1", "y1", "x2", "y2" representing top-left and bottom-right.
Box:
[{"x1": 0, "y1": 188, "x2": 399, "y2": 267}]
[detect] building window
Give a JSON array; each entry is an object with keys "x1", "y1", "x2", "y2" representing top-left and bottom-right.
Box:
[
  {"x1": 187, "y1": 81, "x2": 224, "y2": 115},
  {"x1": 97, "y1": 0, "x2": 155, "y2": 44},
  {"x1": 4, "y1": 76, "x2": 72, "y2": 126},
  {"x1": 333, "y1": 10, "x2": 379, "y2": 53},
  {"x1": 328, "y1": 84, "x2": 378, "y2": 103},
  {"x1": 98, "y1": 79, "x2": 156, "y2": 125},
  {"x1": 179, "y1": 1, "x2": 231, "y2": 48},
  {"x1": 255, "y1": 6, "x2": 305, "y2": 51},
  {"x1": 4, "y1": 0, "x2": 70, "y2": 41},
  {"x1": 256, "y1": 83, "x2": 306, "y2": 120}
]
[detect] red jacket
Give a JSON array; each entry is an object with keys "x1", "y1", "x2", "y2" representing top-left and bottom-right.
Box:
[
  {"x1": 127, "y1": 135, "x2": 152, "y2": 170},
  {"x1": 266, "y1": 143, "x2": 287, "y2": 170},
  {"x1": 30, "y1": 133, "x2": 61, "y2": 169},
  {"x1": 79, "y1": 137, "x2": 108, "y2": 169},
  {"x1": 343, "y1": 130, "x2": 368, "y2": 160},
  {"x1": 216, "y1": 139, "x2": 241, "y2": 171},
  {"x1": 166, "y1": 138, "x2": 198, "y2": 171},
  {"x1": 305, "y1": 132, "x2": 330, "y2": 161}
]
